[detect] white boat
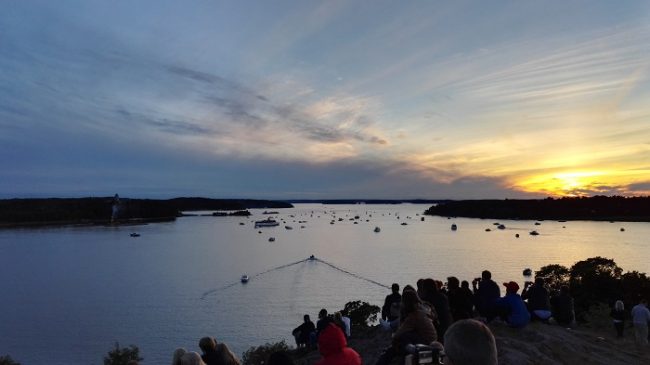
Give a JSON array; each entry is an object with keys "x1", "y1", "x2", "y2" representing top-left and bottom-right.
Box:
[
  {"x1": 241, "y1": 275, "x2": 249, "y2": 283},
  {"x1": 255, "y1": 218, "x2": 280, "y2": 227}
]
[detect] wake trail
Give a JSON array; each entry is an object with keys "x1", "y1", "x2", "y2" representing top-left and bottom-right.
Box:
[{"x1": 200, "y1": 256, "x2": 390, "y2": 299}]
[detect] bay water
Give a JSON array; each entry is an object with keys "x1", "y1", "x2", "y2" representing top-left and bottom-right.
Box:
[{"x1": 1, "y1": 203, "x2": 648, "y2": 364}]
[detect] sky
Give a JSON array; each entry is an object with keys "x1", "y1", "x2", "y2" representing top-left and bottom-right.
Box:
[{"x1": 1, "y1": 1, "x2": 650, "y2": 199}]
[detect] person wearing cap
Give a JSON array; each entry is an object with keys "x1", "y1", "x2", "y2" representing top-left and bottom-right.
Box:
[{"x1": 495, "y1": 281, "x2": 530, "y2": 328}]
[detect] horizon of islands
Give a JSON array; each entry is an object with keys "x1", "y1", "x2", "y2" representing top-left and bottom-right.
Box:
[{"x1": 1, "y1": 195, "x2": 650, "y2": 228}]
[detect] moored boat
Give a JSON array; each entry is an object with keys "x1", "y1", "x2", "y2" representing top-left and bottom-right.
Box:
[
  {"x1": 241, "y1": 275, "x2": 249, "y2": 283},
  {"x1": 255, "y1": 218, "x2": 280, "y2": 227}
]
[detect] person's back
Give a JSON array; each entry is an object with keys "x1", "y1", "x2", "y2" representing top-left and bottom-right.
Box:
[
  {"x1": 444, "y1": 319, "x2": 498, "y2": 365},
  {"x1": 522, "y1": 281, "x2": 550, "y2": 311},
  {"x1": 631, "y1": 299, "x2": 650, "y2": 346},
  {"x1": 382, "y1": 283, "x2": 402, "y2": 321},
  {"x1": 181, "y1": 352, "x2": 207, "y2": 365},
  {"x1": 293, "y1": 315, "x2": 316, "y2": 347},
  {"x1": 316, "y1": 324, "x2": 361, "y2": 365},
  {"x1": 473, "y1": 271, "x2": 500, "y2": 319},
  {"x1": 550, "y1": 286, "x2": 574, "y2": 326},
  {"x1": 420, "y1": 279, "x2": 451, "y2": 339},
  {"x1": 496, "y1": 282, "x2": 530, "y2": 328}
]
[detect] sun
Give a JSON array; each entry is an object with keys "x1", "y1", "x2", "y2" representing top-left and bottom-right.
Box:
[{"x1": 516, "y1": 171, "x2": 607, "y2": 197}]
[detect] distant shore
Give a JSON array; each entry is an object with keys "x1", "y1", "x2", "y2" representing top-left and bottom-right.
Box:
[
  {"x1": 0, "y1": 197, "x2": 292, "y2": 229},
  {"x1": 425, "y1": 196, "x2": 650, "y2": 222}
]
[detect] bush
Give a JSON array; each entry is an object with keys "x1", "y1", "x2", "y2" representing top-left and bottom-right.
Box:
[
  {"x1": 0, "y1": 355, "x2": 20, "y2": 365},
  {"x1": 103, "y1": 343, "x2": 143, "y2": 365},
  {"x1": 343, "y1": 300, "x2": 380, "y2": 327},
  {"x1": 536, "y1": 264, "x2": 570, "y2": 289},
  {"x1": 569, "y1": 257, "x2": 622, "y2": 312},
  {"x1": 241, "y1": 340, "x2": 290, "y2": 365}
]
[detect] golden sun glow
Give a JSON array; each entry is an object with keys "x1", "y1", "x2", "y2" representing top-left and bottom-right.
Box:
[{"x1": 515, "y1": 171, "x2": 611, "y2": 196}]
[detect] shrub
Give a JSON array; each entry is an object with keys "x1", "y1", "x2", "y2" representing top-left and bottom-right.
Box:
[
  {"x1": 241, "y1": 340, "x2": 290, "y2": 365},
  {"x1": 103, "y1": 343, "x2": 143, "y2": 365},
  {"x1": 343, "y1": 300, "x2": 380, "y2": 327},
  {"x1": 570, "y1": 257, "x2": 622, "y2": 312},
  {"x1": 0, "y1": 355, "x2": 20, "y2": 365},
  {"x1": 536, "y1": 264, "x2": 570, "y2": 289}
]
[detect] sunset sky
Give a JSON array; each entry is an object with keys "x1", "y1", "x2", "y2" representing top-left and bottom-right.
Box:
[{"x1": 2, "y1": 1, "x2": 650, "y2": 199}]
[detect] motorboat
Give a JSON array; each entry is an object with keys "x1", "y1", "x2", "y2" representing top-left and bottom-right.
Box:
[
  {"x1": 523, "y1": 268, "x2": 532, "y2": 276},
  {"x1": 241, "y1": 275, "x2": 249, "y2": 283},
  {"x1": 255, "y1": 218, "x2": 280, "y2": 227},
  {"x1": 285, "y1": 226, "x2": 293, "y2": 230},
  {"x1": 130, "y1": 233, "x2": 140, "y2": 237},
  {"x1": 529, "y1": 230, "x2": 539, "y2": 236},
  {"x1": 497, "y1": 224, "x2": 506, "y2": 230},
  {"x1": 374, "y1": 227, "x2": 381, "y2": 233},
  {"x1": 451, "y1": 224, "x2": 457, "y2": 231},
  {"x1": 268, "y1": 237, "x2": 275, "y2": 242},
  {"x1": 308, "y1": 255, "x2": 316, "y2": 261},
  {"x1": 262, "y1": 211, "x2": 279, "y2": 215}
]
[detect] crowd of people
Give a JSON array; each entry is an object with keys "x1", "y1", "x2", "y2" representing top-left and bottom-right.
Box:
[{"x1": 126, "y1": 270, "x2": 649, "y2": 365}]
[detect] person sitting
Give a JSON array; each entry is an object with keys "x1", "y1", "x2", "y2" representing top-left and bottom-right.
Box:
[
  {"x1": 550, "y1": 285, "x2": 575, "y2": 326},
  {"x1": 316, "y1": 323, "x2": 361, "y2": 365},
  {"x1": 419, "y1": 278, "x2": 452, "y2": 341},
  {"x1": 316, "y1": 309, "x2": 333, "y2": 339},
  {"x1": 447, "y1": 277, "x2": 470, "y2": 322},
  {"x1": 443, "y1": 319, "x2": 498, "y2": 365},
  {"x1": 610, "y1": 300, "x2": 626, "y2": 338},
  {"x1": 495, "y1": 281, "x2": 530, "y2": 328},
  {"x1": 292, "y1": 315, "x2": 316, "y2": 348},
  {"x1": 333, "y1": 311, "x2": 351, "y2": 339},
  {"x1": 382, "y1": 283, "x2": 402, "y2": 323},
  {"x1": 198, "y1": 337, "x2": 219, "y2": 365},
  {"x1": 472, "y1": 270, "x2": 501, "y2": 321},
  {"x1": 521, "y1": 278, "x2": 551, "y2": 321},
  {"x1": 376, "y1": 290, "x2": 437, "y2": 365}
]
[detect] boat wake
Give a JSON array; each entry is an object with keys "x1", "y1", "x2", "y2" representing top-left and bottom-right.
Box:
[{"x1": 200, "y1": 256, "x2": 390, "y2": 299}]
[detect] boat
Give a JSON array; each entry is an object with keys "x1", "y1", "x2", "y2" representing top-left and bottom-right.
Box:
[
  {"x1": 130, "y1": 233, "x2": 140, "y2": 237},
  {"x1": 285, "y1": 226, "x2": 293, "y2": 230},
  {"x1": 262, "y1": 211, "x2": 279, "y2": 215},
  {"x1": 268, "y1": 237, "x2": 275, "y2": 242},
  {"x1": 523, "y1": 268, "x2": 532, "y2": 276},
  {"x1": 485, "y1": 228, "x2": 491, "y2": 232},
  {"x1": 497, "y1": 224, "x2": 506, "y2": 230},
  {"x1": 620, "y1": 228, "x2": 625, "y2": 232},
  {"x1": 255, "y1": 218, "x2": 280, "y2": 227},
  {"x1": 451, "y1": 224, "x2": 457, "y2": 231},
  {"x1": 401, "y1": 222, "x2": 408, "y2": 226},
  {"x1": 309, "y1": 255, "x2": 316, "y2": 261},
  {"x1": 241, "y1": 275, "x2": 249, "y2": 283},
  {"x1": 374, "y1": 226, "x2": 381, "y2": 233},
  {"x1": 239, "y1": 222, "x2": 245, "y2": 225},
  {"x1": 534, "y1": 222, "x2": 541, "y2": 226},
  {"x1": 529, "y1": 230, "x2": 539, "y2": 236}
]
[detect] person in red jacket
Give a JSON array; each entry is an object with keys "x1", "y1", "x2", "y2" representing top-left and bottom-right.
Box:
[{"x1": 316, "y1": 323, "x2": 362, "y2": 365}]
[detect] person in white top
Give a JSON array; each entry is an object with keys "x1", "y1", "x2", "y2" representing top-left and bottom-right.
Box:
[{"x1": 631, "y1": 298, "x2": 650, "y2": 347}]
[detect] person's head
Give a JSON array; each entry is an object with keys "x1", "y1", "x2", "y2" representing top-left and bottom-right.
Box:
[
  {"x1": 318, "y1": 324, "x2": 347, "y2": 357},
  {"x1": 214, "y1": 343, "x2": 241, "y2": 365},
  {"x1": 199, "y1": 337, "x2": 217, "y2": 353},
  {"x1": 403, "y1": 284, "x2": 415, "y2": 294},
  {"x1": 401, "y1": 289, "x2": 422, "y2": 314},
  {"x1": 391, "y1": 283, "x2": 400, "y2": 293},
  {"x1": 481, "y1": 270, "x2": 492, "y2": 281},
  {"x1": 304, "y1": 314, "x2": 311, "y2": 322},
  {"x1": 461, "y1": 280, "x2": 470, "y2": 289},
  {"x1": 615, "y1": 300, "x2": 624, "y2": 311},
  {"x1": 180, "y1": 352, "x2": 207, "y2": 365},
  {"x1": 267, "y1": 351, "x2": 294, "y2": 365},
  {"x1": 640, "y1": 298, "x2": 648, "y2": 305},
  {"x1": 334, "y1": 312, "x2": 343, "y2": 322},
  {"x1": 319, "y1": 308, "x2": 328, "y2": 319},
  {"x1": 416, "y1": 279, "x2": 425, "y2": 295},
  {"x1": 422, "y1": 278, "x2": 438, "y2": 297},
  {"x1": 447, "y1": 277, "x2": 460, "y2": 290},
  {"x1": 172, "y1": 348, "x2": 187, "y2": 365},
  {"x1": 534, "y1": 277, "x2": 544, "y2": 286},
  {"x1": 443, "y1": 319, "x2": 497, "y2": 365},
  {"x1": 503, "y1": 281, "x2": 520, "y2": 294}
]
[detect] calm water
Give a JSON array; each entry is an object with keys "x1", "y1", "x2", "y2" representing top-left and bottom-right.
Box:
[{"x1": 1, "y1": 203, "x2": 649, "y2": 364}]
